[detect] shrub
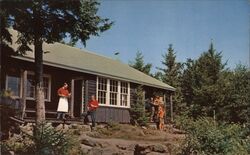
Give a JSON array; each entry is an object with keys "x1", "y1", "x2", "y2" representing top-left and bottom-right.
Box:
[
  {"x1": 0, "y1": 89, "x2": 21, "y2": 140},
  {"x1": 2, "y1": 122, "x2": 74, "y2": 155},
  {"x1": 130, "y1": 85, "x2": 149, "y2": 126},
  {"x1": 179, "y1": 117, "x2": 249, "y2": 155}
]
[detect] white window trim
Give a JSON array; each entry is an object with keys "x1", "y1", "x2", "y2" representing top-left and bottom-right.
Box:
[
  {"x1": 5, "y1": 75, "x2": 22, "y2": 99},
  {"x1": 96, "y1": 76, "x2": 130, "y2": 108},
  {"x1": 26, "y1": 71, "x2": 52, "y2": 102}
]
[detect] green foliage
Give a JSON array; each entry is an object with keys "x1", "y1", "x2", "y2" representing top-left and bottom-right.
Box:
[
  {"x1": 0, "y1": 90, "x2": 21, "y2": 140},
  {"x1": 218, "y1": 65, "x2": 250, "y2": 124},
  {"x1": 2, "y1": 123, "x2": 73, "y2": 155},
  {"x1": 129, "y1": 51, "x2": 152, "y2": 75},
  {"x1": 179, "y1": 117, "x2": 249, "y2": 155},
  {"x1": 181, "y1": 43, "x2": 227, "y2": 119},
  {"x1": 157, "y1": 44, "x2": 184, "y2": 115},
  {"x1": 130, "y1": 85, "x2": 149, "y2": 126}
]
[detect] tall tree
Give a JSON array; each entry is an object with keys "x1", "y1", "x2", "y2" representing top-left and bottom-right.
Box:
[
  {"x1": 218, "y1": 65, "x2": 250, "y2": 124},
  {"x1": 158, "y1": 44, "x2": 183, "y2": 115},
  {"x1": 182, "y1": 42, "x2": 226, "y2": 118},
  {"x1": 1, "y1": 0, "x2": 113, "y2": 124},
  {"x1": 129, "y1": 51, "x2": 152, "y2": 75}
]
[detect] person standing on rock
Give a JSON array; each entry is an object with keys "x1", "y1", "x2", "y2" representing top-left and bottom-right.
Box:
[
  {"x1": 158, "y1": 103, "x2": 165, "y2": 131},
  {"x1": 84, "y1": 95, "x2": 99, "y2": 129},
  {"x1": 57, "y1": 83, "x2": 71, "y2": 120}
]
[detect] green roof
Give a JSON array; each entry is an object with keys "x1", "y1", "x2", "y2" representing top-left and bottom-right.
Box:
[{"x1": 9, "y1": 29, "x2": 175, "y2": 91}]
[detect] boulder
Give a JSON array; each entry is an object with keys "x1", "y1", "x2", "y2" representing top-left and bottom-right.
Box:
[{"x1": 134, "y1": 144, "x2": 168, "y2": 155}]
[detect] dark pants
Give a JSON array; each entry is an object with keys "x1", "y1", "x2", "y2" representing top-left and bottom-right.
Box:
[
  {"x1": 84, "y1": 110, "x2": 96, "y2": 127},
  {"x1": 57, "y1": 112, "x2": 65, "y2": 119}
]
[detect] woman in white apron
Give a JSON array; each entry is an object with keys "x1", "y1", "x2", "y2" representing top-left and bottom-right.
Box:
[{"x1": 57, "y1": 83, "x2": 71, "y2": 119}]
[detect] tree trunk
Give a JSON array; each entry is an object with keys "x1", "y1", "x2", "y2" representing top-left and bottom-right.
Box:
[
  {"x1": 33, "y1": 3, "x2": 45, "y2": 124},
  {"x1": 34, "y1": 38, "x2": 45, "y2": 124}
]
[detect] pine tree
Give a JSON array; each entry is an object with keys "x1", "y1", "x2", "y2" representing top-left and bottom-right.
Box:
[
  {"x1": 129, "y1": 85, "x2": 148, "y2": 126},
  {"x1": 158, "y1": 44, "x2": 183, "y2": 115},
  {"x1": 129, "y1": 51, "x2": 152, "y2": 75},
  {"x1": 182, "y1": 42, "x2": 226, "y2": 118}
]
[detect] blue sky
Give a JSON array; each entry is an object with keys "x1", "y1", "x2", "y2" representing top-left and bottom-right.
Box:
[{"x1": 78, "y1": 0, "x2": 249, "y2": 73}]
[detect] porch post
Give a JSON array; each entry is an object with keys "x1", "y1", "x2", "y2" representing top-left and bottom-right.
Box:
[
  {"x1": 142, "y1": 90, "x2": 146, "y2": 114},
  {"x1": 170, "y1": 93, "x2": 173, "y2": 122},
  {"x1": 164, "y1": 93, "x2": 167, "y2": 123},
  {"x1": 21, "y1": 70, "x2": 27, "y2": 119},
  {"x1": 70, "y1": 79, "x2": 74, "y2": 118}
]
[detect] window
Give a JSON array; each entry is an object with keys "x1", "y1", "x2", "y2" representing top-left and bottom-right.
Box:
[
  {"x1": 120, "y1": 82, "x2": 128, "y2": 106},
  {"x1": 110, "y1": 80, "x2": 118, "y2": 105},
  {"x1": 26, "y1": 73, "x2": 51, "y2": 101},
  {"x1": 6, "y1": 75, "x2": 21, "y2": 97},
  {"x1": 97, "y1": 77, "x2": 130, "y2": 108},
  {"x1": 98, "y1": 77, "x2": 107, "y2": 104}
]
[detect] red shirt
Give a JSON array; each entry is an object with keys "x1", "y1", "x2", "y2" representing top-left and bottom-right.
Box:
[
  {"x1": 88, "y1": 100, "x2": 99, "y2": 111},
  {"x1": 58, "y1": 87, "x2": 70, "y2": 97}
]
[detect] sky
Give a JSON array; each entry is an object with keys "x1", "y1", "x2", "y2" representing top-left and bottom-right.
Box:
[{"x1": 78, "y1": 0, "x2": 249, "y2": 73}]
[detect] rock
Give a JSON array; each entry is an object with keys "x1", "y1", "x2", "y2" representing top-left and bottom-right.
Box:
[
  {"x1": 134, "y1": 144, "x2": 168, "y2": 155},
  {"x1": 134, "y1": 144, "x2": 152, "y2": 155},
  {"x1": 87, "y1": 147, "x2": 126, "y2": 155},
  {"x1": 151, "y1": 144, "x2": 166, "y2": 153},
  {"x1": 55, "y1": 124, "x2": 69, "y2": 130},
  {"x1": 116, "y1": 144, "x2": 127, "y2": 150},
  {"x1": 141, "y1": 126, "x2": 147, "y2": 130},
  {"x1": 69, "y1": 123, "x2": 78, "y2": 129},
  {"x1": 81, "y1": 138, "x2": 98, "y2": 147},
  {"x1": 80, "y1": 125, "x2": 91, "y2": 132},
  {"x1": 81, "y1": 138, "x2": 109, "y2": 148}
]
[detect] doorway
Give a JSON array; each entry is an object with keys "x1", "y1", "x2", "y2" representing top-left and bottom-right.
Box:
[{"x1": 73, "y1": 79, "x2": 86, "y2": 117}]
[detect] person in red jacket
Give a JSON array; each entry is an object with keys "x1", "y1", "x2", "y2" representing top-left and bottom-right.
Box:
[{"x1": 84, "y1": 95, "x2": 99, "y2": 128}]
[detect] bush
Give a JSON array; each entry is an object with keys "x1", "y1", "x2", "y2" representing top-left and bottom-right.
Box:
[
  {"x1": 2, "y1": 122, "x2": 75, "y2": 155},
  {"x1": 0, "y1": 90, "x2": 21, "y2": 140},
  {"x1": 179, "y1": 117, "x2": 249, "y2": 155},
  {"x1": 130, "y1": 85, "x2": 149, "y2": 126}
]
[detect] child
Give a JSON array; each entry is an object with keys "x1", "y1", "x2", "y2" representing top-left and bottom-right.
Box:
[{"x1": 157, "y1": 103, "x2": 165, "y2": 131}]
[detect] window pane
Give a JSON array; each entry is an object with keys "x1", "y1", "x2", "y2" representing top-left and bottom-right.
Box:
[
  {"x1": 26, "y1": 74, "x2": 50, "y2": 100},
  {"x1": 7, "y1": 76, "x2": 21, "y2": 97},
  {"x1": 26, "y1": 74, "x2": 35, "y2": 98},
  {"x1": 120, "y1": 82, "x2": 128, "y2": 106},
  {"x1": 98, "y1": 77, "x2": 107, "y2": 104}
]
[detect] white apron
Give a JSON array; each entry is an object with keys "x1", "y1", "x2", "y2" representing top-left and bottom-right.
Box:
[{"x1": 57, "y1": 97, "x2": 68, "y2": 112}]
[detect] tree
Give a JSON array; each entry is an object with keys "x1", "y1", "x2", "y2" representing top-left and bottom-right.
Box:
[
  {"x1": 1, "y1": 0, "x2": 113, "y2": 124},
  {"x1": 218, "y1": 65, "x2": 250, "y2": 124},
  {"x1": 129, "y1": 51, "x2": 152, "y2": 75},
  {"x1": 181, "y1": 42, "x2": 226, "y2": 118},
  {"x1": 158, "y1": 44, "x2": 183, "y2": 115},
  {"x1": 129, "y1": 85, "x2": 148, "y2": 126}
]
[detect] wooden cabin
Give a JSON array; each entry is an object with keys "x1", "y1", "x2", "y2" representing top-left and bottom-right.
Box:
[{"x1": 1, "y1": 29, "x2": 175, "y2": 123}]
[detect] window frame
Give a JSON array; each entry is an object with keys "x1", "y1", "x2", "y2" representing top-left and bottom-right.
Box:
[
  {"x1": 96, "y1": 76, "x2": 130, "y2": 108},
  {"x1": 5, "y1": 71, "x2": 52, "y2": 102},
  {"x1": 26, "y1": 71, "x2": 52, "y2": 102}
]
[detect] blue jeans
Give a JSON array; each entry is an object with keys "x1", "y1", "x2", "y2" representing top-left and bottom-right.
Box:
[
  {"x1": 57, "y1": 112, "x2": 65, "y2": 119},
  {"x1": 84, "y1": 110, "x2": 96, "y2": 127}
]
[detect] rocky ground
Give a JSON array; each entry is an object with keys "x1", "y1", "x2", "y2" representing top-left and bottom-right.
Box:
[
  {"x1": 64, "y1": 123, "x2": 185, "y2": 155},
  {"x1": 6, "y1": 123, "x2": 185, "y2": 155}
]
